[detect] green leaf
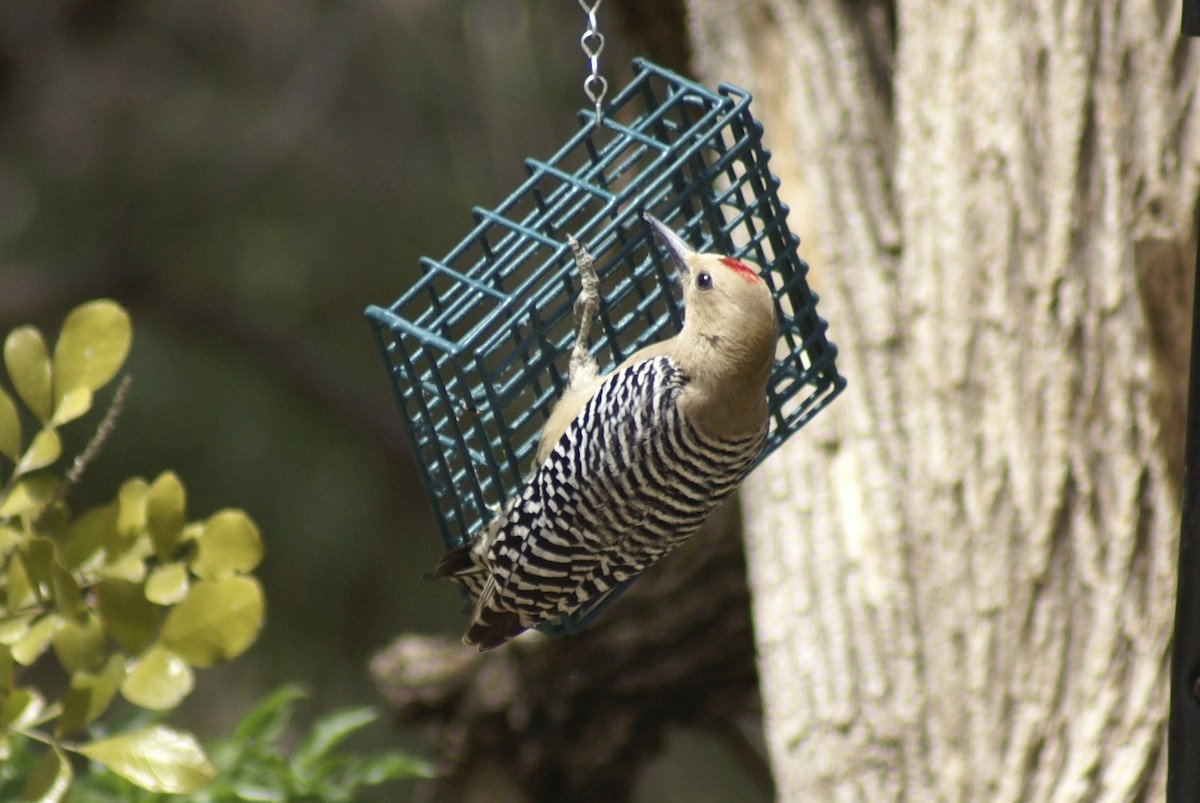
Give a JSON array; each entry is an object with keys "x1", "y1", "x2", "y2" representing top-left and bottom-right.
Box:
[
  {"x1": 96, "y1": 546, "x2": 150, "y2": 583},
  {"x1": 160, "y1": 577, "x2": 263, "y2": 667},
  {"x1": 49, "y1": 386, "x2": 92, "y2": 427},
  {"x1": 0, "y1": 525, "x2": 20, "y2": 561},
  {"x1": 121, "y1": 644, "x2": 194, "y2": 711},
  {"x1": 51, "y1": 300, "x2": 131, "y2": 405},
  {"x1": 116, "y1": 478, "x2": 149, "y2": 538},
  {"x1": 339, "y1": 751, "x2": 437, "y2": 784},
  {"x1": 0, "y1": 646, "x2": 11, "y2": 689},
  {"x1": 58, "y1": 503, "x2": 117, "y2": 571},
  {"x1": 229, "y1": 781, "x2": 288, "y2": 802},
  {"x1": 146, "y1": 472, "x2": 186, "y2": 561},
  {"x1": 0, "y1": 475, "x2": 57, "y2": 519},
  {"x1": 6, "y1": 554, "x2": 34, "y2": 613},
  {"x1": 96, "y1": 579, "x2": 158, "y2": 654},
  {"x1": 50, "y1": 563, "x2": 81, "y2": 619},
  {"x1": 145, "y1": 562, "x2": 189, "y2": 606},
  {"x1": 12, "y1": 429, "x2": 61, "y2": 479},
  {"x1": 231, "y1": 684, "x2": 305, "y2": 745},
  {"x1": 21, "y1": 744, "x2": 72, "y2": 803},
  {"x1": 33, "y1": 503, "x2": 67, "y2": 534},
  {"x1": 51, "y1": 612, "x2": 106, "y2": 674},
  {"x1": 18, "y1": 538, "x2": 55, "y2": 601},
  {"x1": 0, "y1": 388, "x2": 20, "y2": 461},
  {"x1": 56, "y1": 654, "x2": 124, "y2": 737},
  {"x1": 292, "y1": 707, "x2": 377, "y2": 776},
  {"x1": 0, "y1": 687, "x2": 46, "y2": 731},
  {"x1": 0, "y1": 613, "x2": 36, "y2": 645},
  {"x1": 77, "y1": 725, "x2": 215, "y2": 794},
  {"x1": 193, "y1": 510, "x2": 263, "y2": 579},
  {"x1": 4, "y1": 326, "x2": 52, "y2": 424},
  {"x1": 11, "y1": 614, "x2": 58, "y2": 666}
]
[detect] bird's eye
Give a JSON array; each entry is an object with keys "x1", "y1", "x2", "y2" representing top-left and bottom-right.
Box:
[{"x1": 696, "y1": 272, "x2": 713, "y2": 290}]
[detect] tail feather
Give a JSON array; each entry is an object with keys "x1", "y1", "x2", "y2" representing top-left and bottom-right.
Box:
[
  {"x1": 426, "y1": 543, "x2": 490, "y2": 606},
  {"x1": 426, "y1": 535, "x2": 536, "y2": 651},
  {"x1": 425, "y1": 542, "x2": 479, "y2": 580},
  {"x1": 466, "y1": 610, "x2": 527, "y2": 651},
  {"x1": 461, "y1": 576, "x2": 530, "y2": 651}
]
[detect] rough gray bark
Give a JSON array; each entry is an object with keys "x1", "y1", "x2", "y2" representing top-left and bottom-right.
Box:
[{"x1": 686, "y1": 0, "x2": 1200, "y2": 799}]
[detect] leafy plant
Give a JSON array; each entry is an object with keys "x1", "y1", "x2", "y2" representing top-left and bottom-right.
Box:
[
  {"x1": 0, "y1": 300, "x2": 266, "y2": 800},
  {"x1": 69, "y1": 685, "x2": 435, "y2": 801}
]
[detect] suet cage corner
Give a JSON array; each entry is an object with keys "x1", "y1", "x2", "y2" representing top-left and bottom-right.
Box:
[{"x1": 366, "y1": 58, "x2": 845, "y2": 634}]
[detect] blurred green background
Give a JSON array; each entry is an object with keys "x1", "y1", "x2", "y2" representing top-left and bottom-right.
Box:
[{"x1": 0, "y1": 2, "x2": 762, "y2": 799}]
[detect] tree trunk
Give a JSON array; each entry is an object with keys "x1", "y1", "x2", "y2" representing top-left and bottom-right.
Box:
[{"x1": 686, "y1": 0, "x2": 1200, "y2": 799}]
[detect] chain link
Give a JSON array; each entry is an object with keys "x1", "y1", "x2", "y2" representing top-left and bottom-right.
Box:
[{"x1": 578, "y1": 0, "x2": 607, "y2": 126}]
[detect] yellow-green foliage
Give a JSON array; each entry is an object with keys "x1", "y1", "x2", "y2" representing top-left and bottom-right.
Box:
[{"x1": 0, "y1": 300, "x2": 265, "y2": 800}]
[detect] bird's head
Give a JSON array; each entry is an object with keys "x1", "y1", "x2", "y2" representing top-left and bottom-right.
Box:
[{"x1": 644, "y1": 213, "x2": 779, "y2": 381}]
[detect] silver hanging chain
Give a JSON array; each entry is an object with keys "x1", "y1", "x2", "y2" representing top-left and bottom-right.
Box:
[{"x1": 578, "y1": 0, "x2": 607, "y2": 126}]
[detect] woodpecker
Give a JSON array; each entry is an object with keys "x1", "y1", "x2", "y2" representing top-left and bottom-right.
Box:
[{"x1": 431, "y1": 214, "x2": 779, "y2": 650}]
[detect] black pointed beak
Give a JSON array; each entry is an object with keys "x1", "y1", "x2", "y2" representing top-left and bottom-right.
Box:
[{"x1": 644, "y1": 213, "x2": 695, "y2": 278}]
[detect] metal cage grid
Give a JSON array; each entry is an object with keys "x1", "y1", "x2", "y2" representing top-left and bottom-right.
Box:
[{"x1": 365, "y1": 59, "x2": 845, "y2": 632}]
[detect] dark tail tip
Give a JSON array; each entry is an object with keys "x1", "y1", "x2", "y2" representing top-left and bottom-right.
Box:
[
  {"x1": 426, "y1": 543, "x2": 475, "y2": 580},
  {"x1": 465, "y1": 610, "x2": 527, "y2": 651}
]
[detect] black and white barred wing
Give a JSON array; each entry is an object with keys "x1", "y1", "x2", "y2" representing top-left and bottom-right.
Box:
[{"x1": 467, "y1": 355, "x2": 762, "y2": 647}]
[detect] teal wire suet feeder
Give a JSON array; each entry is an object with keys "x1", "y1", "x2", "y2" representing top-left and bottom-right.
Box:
[{"x1": 365, "y1": 59, "x2": 845, "y2": 635}]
